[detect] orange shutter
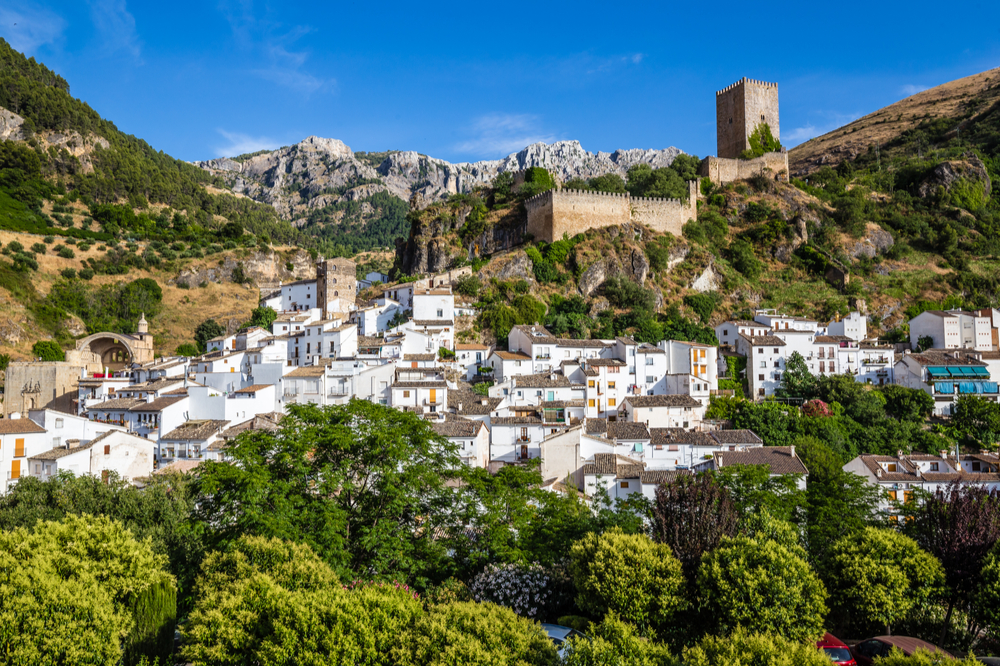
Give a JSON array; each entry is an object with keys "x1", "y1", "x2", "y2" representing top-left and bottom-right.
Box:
[
  {"x1": 430, "y1": 389, "x2": 437, "y2": 404},
  {"x1": 10, "y1": 460, "x2": 19, "y2": 480},
  {"x1": 14, "y1": 438, "x2": 24, "y2": 458}
]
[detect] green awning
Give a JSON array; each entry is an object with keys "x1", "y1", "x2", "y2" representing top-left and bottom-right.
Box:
[
  {"x1": 947, "y1": 366, "x2": 970, "y2": 376},
  {"x1": 972, "y1": 367, "x2": 990, "y2": 377},
  {"x1": 927, "y1": 366, "x2": 950, "y2": 376}
]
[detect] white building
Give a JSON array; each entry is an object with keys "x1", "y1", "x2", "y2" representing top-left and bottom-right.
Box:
[
  {"x1": 0, "y1": 416, "x2": 50, "y2": 493},
  {"x1": 893, "y1": 349, "x2": 996, "y2": 416},
  {"x1": 431, "y1": 418, "x2": 490, "y2": 468},
  {"x1": 695, "y1": 446, "x2": 808, "y2": 490},
  {"x1": 909, "y1": 309, "x2": 994, "y2": 352},
  {"x1": 26, "y1": 430, "x2": 155, "y2": 485}
]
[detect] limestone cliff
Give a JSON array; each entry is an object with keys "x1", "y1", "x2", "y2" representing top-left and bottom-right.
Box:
[{"x1": 196, "y1": 138, "x2": 684, "y2": 228}]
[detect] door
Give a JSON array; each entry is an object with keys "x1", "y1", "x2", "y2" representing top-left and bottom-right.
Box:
[
  {"x1": 520, "y1": 444, "x2": 528, "y2": 460},
  {"x1": 10, "y1": 460, "x2": 19, "y2": 480},
  {"x1": 14, "y1": 438, "x2": 24, "y2": 458},
  {"x1": 546, "y1": 391, "x2": 554, "y2": 402},
  {"x1": 411, "y1": 362, "x2": 417, "y2": 368},
  {"x1": 429, "y1": 389, "x2": 437, "y2": 404}
]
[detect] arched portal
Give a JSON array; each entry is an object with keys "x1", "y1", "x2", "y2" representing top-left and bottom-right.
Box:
[{"x1": 76, "y1": 334, "x2": 138, "y2": 371}]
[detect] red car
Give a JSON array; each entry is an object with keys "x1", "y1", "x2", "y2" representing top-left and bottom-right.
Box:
[
  {"x1": 817, "y1": 633, "x2": 856, "y2": 666},
  {"x1": 850, "y1": 636, "x2": 954, "y2": 665}
]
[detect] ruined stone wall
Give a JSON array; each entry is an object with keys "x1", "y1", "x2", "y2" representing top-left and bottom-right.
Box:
[
  {"x1": 316, "y1": 257, "x2": 357, "y2": 317},
  {"x1": 526, "y1": 185, "x2": 697, "y2": 243},
  {"x1": 716, "y1": 78, "x2": 780, "y2": 159},
  {"x1": 699, "y1": 151, "x2": 789, "y2": 185}
]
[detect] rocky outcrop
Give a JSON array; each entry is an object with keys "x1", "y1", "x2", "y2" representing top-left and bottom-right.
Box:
[
  {"x1": 174, "y1": 249, "x2": 314, "y2": 288},
  {"x1": 478, "y1": 251, "x2": 535, "y2": 283},
  {"x1": 195, "y1": 137, "x2": 684, "y2": 225},
  {"x1": 0, "y1": 108, "x2": 24, "y2": 141},
  {"x1": 579, "y1": 257, "x2": 623, "y2": 297},
  {"x1": 847, "y1": 225, "x2": 895, "y2": 259},
  {"x1": 917, "y1": 156, "x2": 992, "y2": 201},
  {"x1": 624, "y1": 246, "x2": 650, "y2": 285},
  {"x1": 689, "y1": 260, "x2": 723, "y2": 293}
]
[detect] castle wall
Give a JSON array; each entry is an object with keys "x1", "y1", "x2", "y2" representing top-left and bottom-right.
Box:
[
  {"x1": 699, "y1": 151, "x2": 789, "y2": 185},
  {"x1": 716, "y1": 79, "x2": 780, "y2": 159},
  {"x1": 316, "y1": 257, "x2": 357, "y2": 318},
  {"x1": 526, "y1": 185, "x2": 697, "y2": 243}
]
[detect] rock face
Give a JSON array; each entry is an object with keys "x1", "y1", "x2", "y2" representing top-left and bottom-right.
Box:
[
  {"x1": 174, "y1": 249, "x2": 314, "y2": 289},
  {"x1": 917, "y1": 156, "x2": 992, "y2": 201},
  {"x1": 847, "y1": 225, "x2": 895, "y2": 259},
  {"x1": 478, "y1": 251, "x2": 535, "y2": 284},
  {"x1": 195, "y1": 137, "x2": 684, "y2": 225},
  {"x1": 689, "y1": 260, "x2": 722, "y2": 293},
  {"x1": 0, "y1": 108, "x2": 24, "y2": 141}
]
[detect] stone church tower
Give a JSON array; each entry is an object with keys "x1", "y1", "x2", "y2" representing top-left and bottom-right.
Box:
[{"x1": 716, "y1": 78, "x2": 780, "y2": 159}]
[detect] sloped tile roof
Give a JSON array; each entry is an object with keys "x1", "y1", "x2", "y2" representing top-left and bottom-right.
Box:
[
  {"x1": 625, "y1": 394, "x2": 703, "y2": 408},
  {"x1": 0, "y1": 417, "x2": 47, "y2": 434},
  {"x1": 607, "y1": 421, "x2": 651, "y2": 441},
  {"x1": 715, "y1": 446, "x2": 807, "y2": 475}
]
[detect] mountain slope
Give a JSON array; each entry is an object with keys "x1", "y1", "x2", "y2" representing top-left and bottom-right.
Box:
[
  {"x1": 195, "y1": 138, "x2": 685, "y2": 254},
  {"x1": 790, "y1": 67, "x2": 1000, "y2": 176}
]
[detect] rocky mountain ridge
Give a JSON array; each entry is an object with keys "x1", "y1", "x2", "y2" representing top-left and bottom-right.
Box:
[{"x1": 195, "y1": 138, "x2": 684, "y2": 225}]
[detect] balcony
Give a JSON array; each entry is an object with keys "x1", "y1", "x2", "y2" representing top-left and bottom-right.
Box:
[{"x1": 864, "y1": 357, "x2": 891, "y2": 365}]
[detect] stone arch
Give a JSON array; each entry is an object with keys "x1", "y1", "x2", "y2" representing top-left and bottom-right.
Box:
[{"x1": 76, "y1": 333, "x2": 138, "y2": 371}]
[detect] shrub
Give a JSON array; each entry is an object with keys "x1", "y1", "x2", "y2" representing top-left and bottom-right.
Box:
[
  {"x1": 454, "y1": 274, "x2": 482, "y2": 297},
  {"x1": 175, "y1": 343, "x2": 200, "y2": 357},
  {"x1": 30, "y1": 242, "x2": 46, "y2": 254},
  {"x1": 393, "y1": 601, "x2": 557, "y2": 666},
  {"x1": 469, "y1": 562, "x2": 569, "y2": 619},
  {"x1": 568, "y1": 528, "x2": 686, "y2": 635},
  {"x1": 683, "y1": 293, "x2": 718, "y2": 323},
  {"x1": 562, "y1": 613, "x2": 674, "y2": 666},
  {"x1": 60, "y1": 268, "x2": 77, "y2": 280},
  {"x1": 79, "y1": 268, "x2": 94, "y2": 280},
  {"x1": 43, "y1": 236, "x2": 54, "y2": 244},
  {"x1": 58, "y1": 246, "x2": 75, "y2": 259},
  {"x1": 31, "y1": 340, "x2": 64, "y2": 361},
  {"x1": 696, "y1": 535, "x2": 827, "y2": 642},
  {"x1": 682, "y1": 626, "x2": 831, "y2": 666}
]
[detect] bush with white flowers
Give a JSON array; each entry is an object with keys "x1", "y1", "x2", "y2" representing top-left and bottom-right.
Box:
[{"x1": 469, "y1": 562, "x2": 560, "y2": 619}]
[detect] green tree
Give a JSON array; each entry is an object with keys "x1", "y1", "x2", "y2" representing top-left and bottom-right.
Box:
[
  {"x1": 175, "y1": 342, "x2": 200, "y2": 356},
  {"x1": 716, "y1": 464, "x2": 807, "y2": 525},
  {"x1": 778, "y1": 351, "x2": 818, "y2": 399},
  {"x1": 696, "y1": 535, "x2": 828, "y2": 642},
  {"x1": 878, "y1": 384, "x2": 935, "y2": 423},
  {"x1": 739, "y1": 122, "x2": 783, "y2": 159},
  {"x1": 0, "y1": 515, "x2": 177, "y2": 665},
  {"x1": 916, "y1": 335, "x2": 935, "y2": 352},
  {"x1": 874, "y1": 647, "x2": 983, "y2": 666},
  {"x1": 394, "y1": 600, "x2": 558, "y2": 666},
  {"x1": 951, "y1": 395, "x2": 1000, "y2": 449},
  {"x1": 728, "y1": 238, "x2": 763, "y2": 280},
  {"x1": 190, "y1": 400, "x2": 461, "y2": 582},
  {"x1": 972, "y1": 542, "x2": 1000, "y2": 648},
  {"x1": 568, "y1": 528, "x2": 686, "y2": 636},
  {"x1": 243, "y1": 305, "x2": 278, "y2": 331},
  {"x1": 31, "y1": 340, "x2": 64, "y2": 361},
  {"x1": 828, "y1": 527, "x2": 944, "y2": 634},
  {"x1": 682, "y1": 626, "x2": 831, "y2": 666},
  {"x1": 562, "y1": 612, "x2": 674, "y2": 666},
  {"x1": 182, "y1": 538, "x2": 422, "y2": 665},
  {"x1": 194, "y1": 318, "x2": 226, "y2": 352}
]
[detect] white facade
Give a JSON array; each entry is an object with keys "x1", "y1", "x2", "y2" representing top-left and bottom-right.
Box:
[{"x1": 909, "y1": 310, "x2": 994, "y2": 352}]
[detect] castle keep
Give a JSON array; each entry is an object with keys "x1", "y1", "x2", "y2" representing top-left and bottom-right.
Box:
[
  {"x1": 716, "y1": 78, "x2": 780, "y2": 158},
  {"x1": 525, "y1": 181, "x2": 698, "y2": 244},
  {"x1": 700, "y1": 77, "x2": 788, "y2": 184}
]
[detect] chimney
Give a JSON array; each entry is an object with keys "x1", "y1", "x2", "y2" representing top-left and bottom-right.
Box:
[
  {"x1": 940, "y1": 449, "x2": 948, "y2": 459},
  {"x1": 790, "y1": 445, "x2": 795, "y2": 459},
  {"x1": 481, "y1": 398, "x2": 488, "y2": 406},
  {"x1": 875, "y1": 467, "x2": 882, "y2": 478},
  {"x1": 897, "y1": 449, "x2": 904, "y2": 459},
  {"x1": 457, "y1": 403, "x2": 463, "y2": 412}
]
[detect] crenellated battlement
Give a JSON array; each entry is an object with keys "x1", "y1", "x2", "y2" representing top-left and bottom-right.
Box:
[
  {"x1": 716, "y1": 77, "x2": 778, "y2": 95},
  {"x1": 525, "y1": 181, "x2": 698, "y2": 243}
]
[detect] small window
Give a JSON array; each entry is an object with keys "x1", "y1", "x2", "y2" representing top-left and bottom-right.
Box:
[
  {"x1": 403, "y1": 390, "x2": 410, "y2": 398},
  {"x1": 723, "y1": 329, "x2": 728, "y2": 336},
  {"x1": 758, "y1": 374, "x2": 764, "y2": 381},
  {"x1": 55, "y1": 418, "x2": 64, "y2": 429},
  {"x1": 646, "y1": 357, "x2": 654, "y2": 366},
  {"x1": 609, "y1": 398, "x2": 616, "y2": 407},
  {"x1": 588, "y1": 399, "x2": 596, "y2": 407},
  {"x1": 758, "y1": 348, "x2": 763, "y2": 354},
  {"x1": 930, "y1": 462, "x2": 939, "y2": 471},
  {"x1": 620, "y1": 481, "x2": 629, "y2": 489},
  {"x1": 973, "y1": 461, "x2": 982, "y2": 472},
  {"x1": 588, "y1": 380, "x2": 595, "y2": 388},
  {"x1": 773, "y1": 348, "x2": 779, "y2": 353},
  {"x1": 887, "y1": 463, "x2": 897, "y2": 472},
  {"x1": 608, "y1": 382, "x2": 616, "y2": 389},
  {"x1": 104, "y1": 444, "x2": 111, "y2": 455}
]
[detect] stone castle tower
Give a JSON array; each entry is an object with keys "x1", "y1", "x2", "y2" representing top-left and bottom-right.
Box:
[
  {"x1": 716, "y1": 78, "x2": 780, "y2": 159},
  {"x1": 315, "y1": 257, "x2": 357, "y2": 319}
]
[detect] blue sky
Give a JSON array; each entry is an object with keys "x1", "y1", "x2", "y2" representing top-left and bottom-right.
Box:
[{"x1": 3, "y1": 1, "x2": 999, "y2": 164}]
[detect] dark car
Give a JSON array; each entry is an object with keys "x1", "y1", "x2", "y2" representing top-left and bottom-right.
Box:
[
  {"x1": 850, "y1": 636, "x2": 954, "y2": 665},
  {"x1": 817, "y1": 633, "x2": 856, "y2": 666}
]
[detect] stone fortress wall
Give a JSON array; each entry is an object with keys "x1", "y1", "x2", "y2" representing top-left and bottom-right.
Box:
[
  {"x1": 525, "y1": 180, "x2": 697, "y2": 243},
  {"x1": 699, "y1": 150, "x2": 789, "y2": 184}
]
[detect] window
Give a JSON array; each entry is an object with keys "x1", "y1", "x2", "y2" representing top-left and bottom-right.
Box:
[
  {"x1": 608, "y1": 382, "x2": 616, "y2": 389},
  {"x1": 52, "y1": 437, "x2": 60, "y2": 447},
  {"x1": 55, "y1": 418, "x2": 64, "y2": 429},
  {"x1": 588, "y1": 380, "x2": 595, "y2": 388},
  {"x1": 14, "y1": 438, "x2": 24, "y2": 457},
  {"x1": 620, "y1": 481, "x2": 629, "y2": 489},
  {"x1": 887, "y1": 463, "x2": 897, "y2": 472},
  {"x1": 758, "y1": 348, "x2": 763, "y2": 353},
  {"x1": 973, "y1": 461, "x2": 982, "y2": 472},
  {"x1": 758, "y1": 388, "x2": 765, "y2": 396},
  {"x1": 774, "y1": 361, "x2": 780, "y2": 368},
  {"x1": 774, "y1": 373, "x2": 781, "y2": 381},
  {"x1": 646, "y1": 357, "x2": 654, "y2": 366},
  {"x1": 904, "y1": 491, "x2": 914, "y2": 503},
  {"x1": 700, "y1": 349, "x2": 706, "y2": 359},
  {"x1": 609, "y1": 398, "x2": 616, "y2": 407},
  {"x1": 930, "y1": 462, "x2": 939, "y2": 471},
  {"x1": 759, "y1": 361, "x2": 766, "y2": 368},
  {"x1": 646, "y1": 376, "x2": 655, "y2": 383},
  {"x1": 723, "y1": 329, "x2": 728, "y2": 336},
  {"x1": 403, "y1": 391, "x2": 410, "y2": 398},
  {"x1": 888, "y1": 490, "x2": 898, "y2": 501},
  {"x1": 588, "y1": 399, "x2": 596, "y2": 407},
  {"x1": 819, "y1": 361, "x2": 826, "y2": 373},
  {"x1": 758, "y1": 374, "x2": 765, "y2": 381},
  {"x1": 437, "y1": 309, "x2": 443, "y2": 318},
  {"x1": 773, "y1": 348, "x2": 779, "y2": 353}
]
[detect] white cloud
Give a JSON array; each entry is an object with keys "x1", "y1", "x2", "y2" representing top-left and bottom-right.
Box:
[
  {"x1": 453, "y1": 114, "x2": 557, "y2": 158},
  {"x1": 900, "y1": 84, "x2": 930, "y2": 96},
  {"x1": 586, "y1": 53, "x2": 645, "y2": 74},
  {"x1": 0, "y1": 3, "x2": 65, "y2": 55},
  {"x1": 213, "y1": 129, "x2": 280, "y2": 158},
  {"x1": 218, "y1": 3, "x2": 333, "y2": 94},
  {"x1": 784, "y1": 124, "x2": 820, "y2": 144},
  {"x1": 86, "y1": 0, "x2": 141, "y2": 60},
  {"x1": 783, "y1": 111, "x2": 862, "y2": 147}
]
